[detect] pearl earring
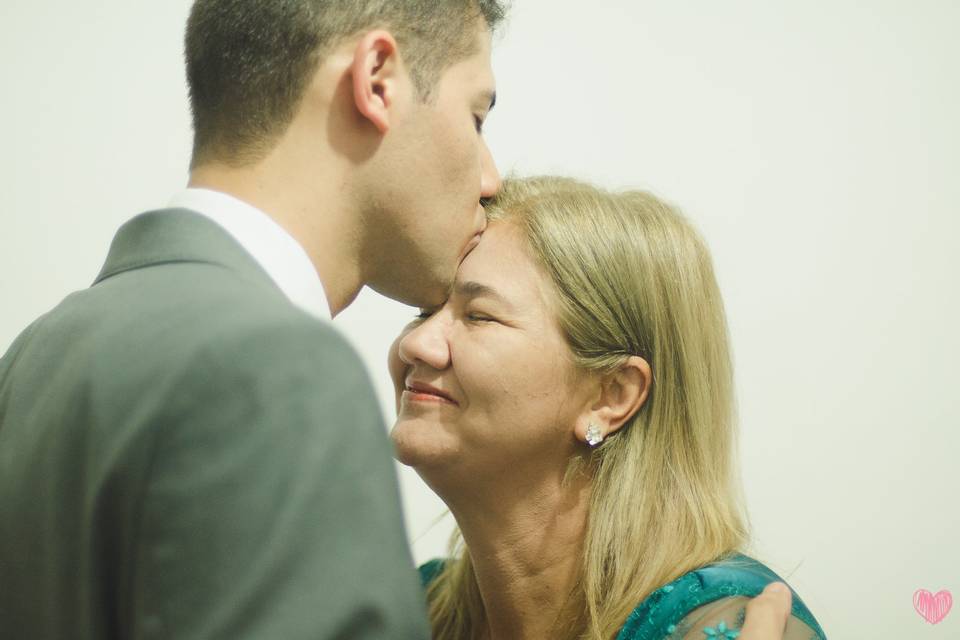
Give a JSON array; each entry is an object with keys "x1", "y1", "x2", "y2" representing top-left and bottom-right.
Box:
[{"x1": 586, "y1": 422, "x2": 604, "y2": 447}]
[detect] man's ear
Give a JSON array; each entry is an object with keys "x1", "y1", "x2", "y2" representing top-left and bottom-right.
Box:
[
  {"x1": 575, "y1": 356, "x2": 652, "y2": 445},
  {"x1": 350, "y1": 30, "x2": 407, "y2": 134}
]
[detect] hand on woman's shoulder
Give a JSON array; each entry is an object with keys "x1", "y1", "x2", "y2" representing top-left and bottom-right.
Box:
[
  {"x1": 659, "y1": 594, "x2": 822, "y2": 640},
  {"x1": 617, "y1": 555, "x2": 827, "y2": 640}
]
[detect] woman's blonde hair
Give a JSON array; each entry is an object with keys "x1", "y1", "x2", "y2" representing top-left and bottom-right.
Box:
[{"x1": 425, "y1": 176, "x2": 750, "y2": 639}]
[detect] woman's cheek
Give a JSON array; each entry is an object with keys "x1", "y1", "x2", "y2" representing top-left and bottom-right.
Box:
[{"x1": 387, "y1": 331, "x2": 409, "y2": 405}]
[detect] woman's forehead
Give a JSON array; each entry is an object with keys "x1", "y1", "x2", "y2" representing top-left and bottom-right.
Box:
[
  {"x1": 455, "y1": 221, "x2": 558, "y2": 316},
  {"x1": 458, "y1": 224, "x2": 531, "y2": 293}
]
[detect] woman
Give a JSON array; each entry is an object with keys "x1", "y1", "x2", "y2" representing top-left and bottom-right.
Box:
[{"x1": 388, "y1": 176, "x2": 826, "y2": 640}]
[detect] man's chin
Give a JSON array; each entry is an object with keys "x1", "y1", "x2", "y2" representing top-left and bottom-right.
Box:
[
  {"x1": 368, "y1": 270, "x2": 452, "y2": 309},
  {"x1": 416, "y1": 264, "x2": 458, "y2": 306}
]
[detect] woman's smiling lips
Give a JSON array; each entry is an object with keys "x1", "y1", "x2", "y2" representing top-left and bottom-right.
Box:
[{"x1": 403, "y1": 380, "x2": 459, "y2": 406}]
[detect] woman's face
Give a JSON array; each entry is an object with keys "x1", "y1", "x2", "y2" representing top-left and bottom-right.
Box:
[{"x1": 388, "y1": 220, "x2": 594, "y2": 489}]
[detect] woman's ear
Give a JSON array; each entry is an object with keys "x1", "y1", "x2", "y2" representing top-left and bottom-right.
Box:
[
  {"x1": 575, "y1": 356, "x2": 652, "y2": 445},
  {"x1": 350, "y1": 30, "x2": 407, "y2": 134}
]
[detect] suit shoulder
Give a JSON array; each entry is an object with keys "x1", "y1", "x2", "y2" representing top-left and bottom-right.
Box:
[
  {"x1": 186, "y1": 313, "x2": 364, "y2": 380},
  {"x1": 84, "y1": 259, "x2": 360, "y2": 379}
]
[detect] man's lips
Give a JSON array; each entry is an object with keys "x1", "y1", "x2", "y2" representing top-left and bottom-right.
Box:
[
  {"x1": 404, "y1": 380, "x2": 459, "y2": 405},
  {"x1": 459, "y1": 232, "x2": 483, "y2": 262},
  {"x1": 466, "y1": 232, "x2": 482, "y2": 251}
]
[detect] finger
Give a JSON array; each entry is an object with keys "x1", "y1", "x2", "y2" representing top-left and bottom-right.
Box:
[{"x1": 738, "y1": 582, "x2": 792, "y2": 640}]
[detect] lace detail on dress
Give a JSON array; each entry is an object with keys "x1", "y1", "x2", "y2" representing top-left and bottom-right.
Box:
[
  {"x1": 614, "y1": 555, "x2": 827, "y2": 640},
  {"x1": 418, "y1": 555, "x2": 827, "y2": 640}
]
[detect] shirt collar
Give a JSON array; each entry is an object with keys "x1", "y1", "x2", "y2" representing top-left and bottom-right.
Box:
[{"x1": 168, "y1": 188, "x2": 331, "y2": 321}]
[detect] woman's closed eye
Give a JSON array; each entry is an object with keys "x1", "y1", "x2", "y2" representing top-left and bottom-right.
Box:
[{"x1": 465, "y1": 312, "x2": 497, "y2": 324}]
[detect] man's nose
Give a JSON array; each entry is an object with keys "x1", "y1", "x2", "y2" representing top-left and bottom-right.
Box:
[{"x1": 480, "y1": 141, "x2": 501, "y2": 199}]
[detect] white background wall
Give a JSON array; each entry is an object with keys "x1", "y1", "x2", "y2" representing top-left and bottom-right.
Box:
[{"x1": 2, "y1": 1, "x2": 958, "y2": 637}]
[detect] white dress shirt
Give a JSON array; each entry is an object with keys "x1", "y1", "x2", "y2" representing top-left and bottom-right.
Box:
[{"x1": 168, "y1": 188, "x2": 331, "y2": 321}]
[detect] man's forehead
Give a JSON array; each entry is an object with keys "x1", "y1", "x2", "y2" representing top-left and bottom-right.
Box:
[
  {"x1": 438, "y1": 68, "x2": 496, "y2": 111},
  {"x1": 442, "y1": 28, "x2": 495, "y2": 84}
]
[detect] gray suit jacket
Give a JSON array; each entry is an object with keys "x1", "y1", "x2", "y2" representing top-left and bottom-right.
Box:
[{"x1": 0, "y1": 209, "x2": 429, "y2": 639}]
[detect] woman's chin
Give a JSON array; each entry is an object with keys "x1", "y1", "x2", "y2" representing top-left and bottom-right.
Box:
[
  {"x1": 390, "y1": 421, "x2": 457, "y2": 469},
  {"x1": 390, "y1": 439, "x2": 421, "y2": 467}
]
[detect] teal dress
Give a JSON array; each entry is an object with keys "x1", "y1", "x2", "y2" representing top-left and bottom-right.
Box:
[{"x1": 419, "y1": 554, "x2": 827, "y2": 639}]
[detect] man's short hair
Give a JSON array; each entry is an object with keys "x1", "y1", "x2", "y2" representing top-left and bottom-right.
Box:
[{"x1": 185, "y1": 0, "x2": 508, "y2": 168}]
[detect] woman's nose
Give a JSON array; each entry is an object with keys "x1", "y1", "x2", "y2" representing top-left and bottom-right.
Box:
[{"x1": 397, "y1": 315, "x2": 452, "y2": 371}]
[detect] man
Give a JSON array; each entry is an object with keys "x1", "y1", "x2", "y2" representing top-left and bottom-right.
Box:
[{"x1": 0, "y1": 1, "x2": 791, "y2": 638}]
